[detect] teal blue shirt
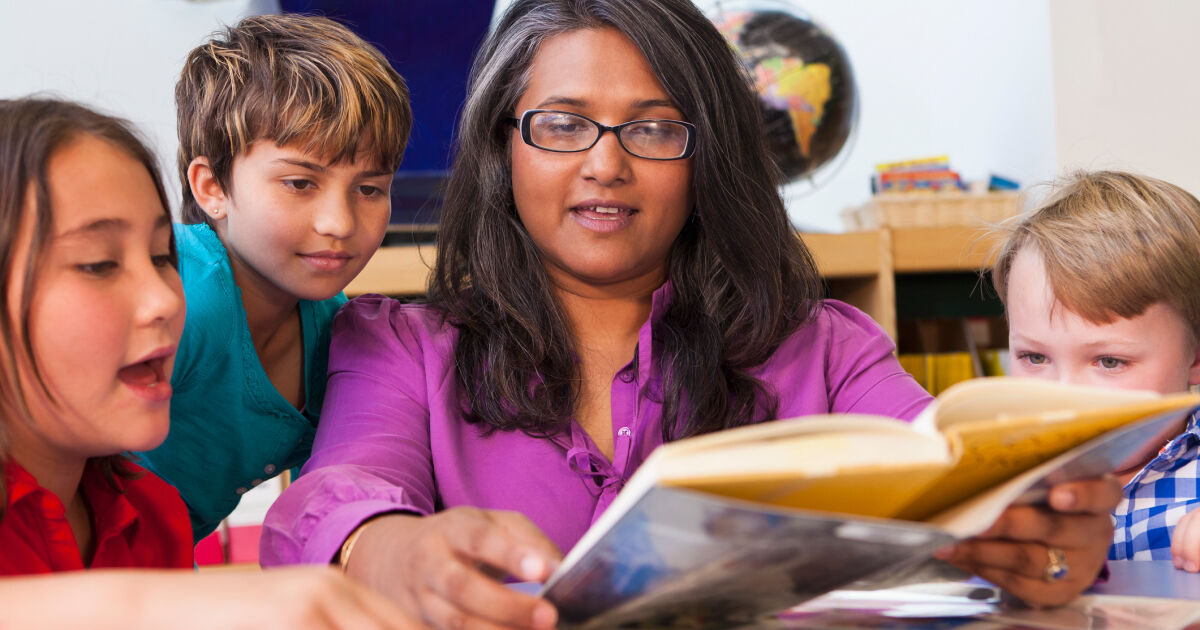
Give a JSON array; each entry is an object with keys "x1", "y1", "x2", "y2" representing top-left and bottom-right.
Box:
[{"x1": 138, "y1": 224, "x2": 346, "y2": 541}]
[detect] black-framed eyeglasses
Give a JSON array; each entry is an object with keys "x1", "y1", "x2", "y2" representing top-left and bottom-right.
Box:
[{"x1": 507, "y1": 109, "x2": 696, "y2": 161}]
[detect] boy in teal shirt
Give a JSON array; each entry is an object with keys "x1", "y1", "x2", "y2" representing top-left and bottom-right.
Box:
[{"x1": 139, "y1": 14, "x2": 412, "y2": 539}]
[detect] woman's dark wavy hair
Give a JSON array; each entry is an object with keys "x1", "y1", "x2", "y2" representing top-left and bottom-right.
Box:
[
  {"x1": 427, "y1": 0, "x2": 823, "y2": 440},
  {"x1": 0, "y1": 98, "x2": 172, "y2": 518}
]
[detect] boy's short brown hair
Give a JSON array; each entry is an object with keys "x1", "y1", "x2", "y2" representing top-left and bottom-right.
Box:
[
  {"x1": 992, "y1": 170, "x2": 1200, "y2": 341},
  {"x1": 176, "y1": 14, "x2": 412, "y2": 224}
]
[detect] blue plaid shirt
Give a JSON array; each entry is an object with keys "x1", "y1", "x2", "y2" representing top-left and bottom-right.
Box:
[{"x1": 1111, "y1": 407, "x2": 1200, "y2": 560}]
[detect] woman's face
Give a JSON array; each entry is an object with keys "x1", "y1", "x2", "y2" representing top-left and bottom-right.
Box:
[
  {"x1": 510, "y1": 27, "x2": 693, "y2": 294},
  {"x1": 5, "y1": 134, "x2": 185, "y2": 465}
]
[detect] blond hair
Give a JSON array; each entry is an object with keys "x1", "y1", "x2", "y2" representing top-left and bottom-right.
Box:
[
  {"x1": 176, "y1": 14, "x2": 412, "y2": 224},
  {"x1": 992, "y1": 171, "x2": 1200, "y2": 340}
]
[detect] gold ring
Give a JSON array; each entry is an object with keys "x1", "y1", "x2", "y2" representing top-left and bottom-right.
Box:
[{"x1": 1043, "y1": 547, "x2": 1069, "y2": 583}]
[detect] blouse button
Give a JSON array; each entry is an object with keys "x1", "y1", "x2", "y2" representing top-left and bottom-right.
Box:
[
  {"x1": 264, "y1": 464, "x2": 276, "y2": 475},
  {"x1": 251, "y1": 478, "x2": 263, "y2": 487},
  {"x1": 618, "y1": 370, "x2": 635, "y2": 383},
  {"x1": 235, "y1": 487, "x2": 248, "y2": 495}
]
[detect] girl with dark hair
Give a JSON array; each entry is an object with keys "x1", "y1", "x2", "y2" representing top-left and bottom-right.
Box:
[
  {"x1": 262, "y1": 1, "x2": 1121, "y2": 627},
  {"x1": 0, "y1": 97, "x2": 422, "y2": 630}
]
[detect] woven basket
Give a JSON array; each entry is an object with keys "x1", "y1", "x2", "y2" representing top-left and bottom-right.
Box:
[{"x1": 842, "y1": 191, "x2": 1021, "y2": 230}]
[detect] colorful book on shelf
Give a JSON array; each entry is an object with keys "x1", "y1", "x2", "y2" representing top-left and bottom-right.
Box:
[
  {"x1": 540, "y1": 378, "x2": 1200, "y2": 629},
  {"x1": 875, "y1": 156, "x2": 951, "y2": 173},
  {"x1": 898, "y1": 353, "x2": 978, "y2": 396},
  {"x1": 878, "y1": 169, "x2": 965, "y2": 192}
]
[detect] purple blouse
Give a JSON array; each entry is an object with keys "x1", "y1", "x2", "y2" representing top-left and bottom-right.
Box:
[{"x1": 260, "y1": 287, "x2": 933, "y2": 566}]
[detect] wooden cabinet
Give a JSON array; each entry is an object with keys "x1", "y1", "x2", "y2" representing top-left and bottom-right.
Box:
[{"x1": 346, "y1": 226, "x2": 1003, "y2": 341}]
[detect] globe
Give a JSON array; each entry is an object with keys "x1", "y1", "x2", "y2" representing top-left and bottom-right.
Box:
[{"x1": 706, "y1": 1, "x2": 859, "y2": 184}]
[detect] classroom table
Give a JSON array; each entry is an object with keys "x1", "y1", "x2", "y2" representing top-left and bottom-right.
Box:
[
  {"x1": 777, "y1": 561, "x2": 1200, "y2": 629},
  {"x1": 1090, "y1": 560, "x2": 1200, "y2": 598}
]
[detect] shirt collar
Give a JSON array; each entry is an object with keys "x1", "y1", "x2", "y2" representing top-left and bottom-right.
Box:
[
  {"x1": 3, "y1": 459, "x2": 40, "y2": 508},
  {"x1": 4, "y1": 458, "x2": 141, "y2": 543},
  {"x1": 79, "y1": 461, "x2": 140, "y2": 544},
  {"x1": 648, "y1": 279, "x2": 674, "y2": 324},
  {"x1": 1182, "y1": 407, "x2": 1200, "y2": 436}
]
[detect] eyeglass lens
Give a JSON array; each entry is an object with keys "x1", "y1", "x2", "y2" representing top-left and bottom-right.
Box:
[{"x1": 527, "y1": 111, "x2": 690, "y2": 159}]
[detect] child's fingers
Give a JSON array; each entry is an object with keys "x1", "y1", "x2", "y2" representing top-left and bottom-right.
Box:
[
  {"x1": 1171, "y1": 511, "x2": 1200, "y2": 571},
  {"x1": 346, "y1": 580, "x2": 431, "y2": 630}
]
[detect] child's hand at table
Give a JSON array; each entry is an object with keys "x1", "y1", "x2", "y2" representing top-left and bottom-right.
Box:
[
  {"x1": 934, "y1": 477, "x2": 1121, "y2": 608},
  {"x1": 1171, "y1": 506, "x2": 1200, "y2": 571},
  {"x1": 0, "y1": 566, "x2": 427, "y2": 630}
]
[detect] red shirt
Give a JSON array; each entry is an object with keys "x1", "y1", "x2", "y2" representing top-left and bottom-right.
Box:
[{"x1": 0, "y1": 459, "x2": 192, "y2": 574}]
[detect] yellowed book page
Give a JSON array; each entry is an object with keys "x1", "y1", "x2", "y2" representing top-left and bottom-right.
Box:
[
  {"x1": 670, "y1": 464, "x2": 948, "y2": 519},
  {"x1": 657, "y1": 427, "x2": 951, "y2": 519},
  {"x1": 931, "y1": 377, "x2": 1161, "y2": 429},
  {"x1": 898, "y1": 393, "x2": 1200, "y2": 520},
  {"x1": 652, "y1": 414, "x2": 928, "y2": 459}
]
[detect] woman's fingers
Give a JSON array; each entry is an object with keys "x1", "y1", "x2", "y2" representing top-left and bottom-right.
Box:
[
  {"x1": 445, "y1": 509, "x2": 562, "y2": 582},
  {"x1": 1045, "y1": 477, "x2": 1123, "y2": 515},
  {"x1": 963, "y1": 564, "x2": 1082, "y2": 609},
  {"x1": 420, "y1": 553, "x2": 556, "y2": 629},
  {"x1": 977, "y1": 503, "x2": 1114, "y2": 548},
  {"x1": 938, "y1": 478, "x2": 1121, "y2": 608},
  {"x1": 483, "y1": 510, "x2": 564, "y2": 580},
  {"x1": 347, "y1": 508, "x2": 560, "y2": 630},
  {"x1": 418, "y1": 587, "x2": 556, "y2": 630}
]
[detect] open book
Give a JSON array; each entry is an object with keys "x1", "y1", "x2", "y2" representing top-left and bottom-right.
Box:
[{"x1": 540, "y1": 377, "x2": 1200, "y2": 629}]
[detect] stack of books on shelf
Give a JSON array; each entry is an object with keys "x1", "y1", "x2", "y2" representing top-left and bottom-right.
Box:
[
  {"x1": 898, "y1": 348, "x2": 1008, "y2": 396},
  {"x1": 872, "y1": 156, "x2": 965, "y2": 193},
  {"x1": 897, "y1": 317, "x2": 1008, "y2": 396}
]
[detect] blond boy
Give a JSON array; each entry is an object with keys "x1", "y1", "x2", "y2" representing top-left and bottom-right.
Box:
[
  {"x1": 138, "y1": 14, "x2": 411, "y2": 540},
  {"x1": 992, "y1": 171, "x2": 1200, "y2": 567}
]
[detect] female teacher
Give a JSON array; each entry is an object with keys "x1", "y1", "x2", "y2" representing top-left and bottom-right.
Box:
[{"x1": 262, "y1": 1, "x2": 1121, "y2": 627}]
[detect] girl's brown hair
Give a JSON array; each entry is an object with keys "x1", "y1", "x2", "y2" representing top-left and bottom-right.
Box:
[
  {"x1": 0, "y1": 97, "x2": 172, "y2": 516},
  {"x1": 993, "y1": 170, "x2": 1200, "y2": 342}
]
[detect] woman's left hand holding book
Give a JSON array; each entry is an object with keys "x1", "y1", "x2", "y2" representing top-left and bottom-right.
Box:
[{"x1": 935, "y1": 476, "x2": 1122, "y2": 607}]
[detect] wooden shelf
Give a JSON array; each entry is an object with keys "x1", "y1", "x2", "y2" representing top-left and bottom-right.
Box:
[
  {"x1": 345, "y1": 243, "x2": 435, "y2": 297},
  {"x1": 347, "y1": 226, "x2": 999, "y2": 341},
  {"x1": 892, "y1": 226, "x2": 1004, "y2": 273},
  {"x1": 800, "y1": 231, "x2": 882, "y2": 277}
]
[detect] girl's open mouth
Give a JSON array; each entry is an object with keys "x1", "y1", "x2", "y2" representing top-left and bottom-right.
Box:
[{"x1": 118, "y1": 354, "x2": 172, "y2": 402}]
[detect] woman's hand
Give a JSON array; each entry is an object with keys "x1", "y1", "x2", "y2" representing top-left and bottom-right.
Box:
[
  {"x1": 345, "y1": 507, "x2": 563, "y2": 630},
  {"x1": 934, "y1": 477, "x2": 1121, "y2": 608},
  {"x1": 1, "y1": 566, "x2": 426, "y2": 630}
]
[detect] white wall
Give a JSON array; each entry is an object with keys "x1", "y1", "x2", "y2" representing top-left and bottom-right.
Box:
[
  {"x1": 0, "y1": 0, "x2": 275, "y2": 214},
  {"x1": 775, "y1": 0, "x2": 1057, "y2": 231},
  {"x1": 1050, "y1": 0, "x2": 1200, "y2": 195},
  {"x1": 17, "y1": 2, "x2": 1190, "y2": 233}
]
